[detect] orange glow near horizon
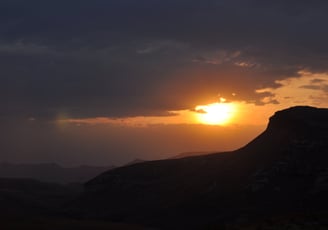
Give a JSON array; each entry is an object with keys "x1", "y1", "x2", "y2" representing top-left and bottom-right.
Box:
[{"x1": 195, "y1": 98, "x2": 237, "y2": 125}]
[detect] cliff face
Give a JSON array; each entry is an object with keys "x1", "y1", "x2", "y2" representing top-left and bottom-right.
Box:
[
  {"x1": 74, "y1": 106, "x2": 328, "y2": 228},
  {"x1": 267, "y1": 106, "x2": 328, "y2": 138},
  {"x1": 244, "y1": 107, "x2": 328, "y2": 203},
  {"x1": 240, "y1": 106, "x2": 328, "y2": 158}
]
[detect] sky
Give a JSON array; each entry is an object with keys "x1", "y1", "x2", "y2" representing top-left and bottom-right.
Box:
[{"x1": 1, "y1": 0, "x2": 328, "y2": 166}]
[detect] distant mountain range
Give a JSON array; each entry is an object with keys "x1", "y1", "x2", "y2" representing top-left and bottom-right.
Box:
[
  {"x1": 0, "y1": 153, "x2": 212, "y2": 185},
  {"x1": 169, "y1": 151, "x2": 212, "y2": 159},
  {"x1": 0, "y1": 163, "x2": 114, "y2": 184},
  {"x1": 72, "y1": 106, "x2": 328, "y2": 228},
  {"x1": 1, "y1": 106, "x2": 328, "y2": 229},
  {"x1": 0, "y1": 154, "x2": 212, "y2": 185}
]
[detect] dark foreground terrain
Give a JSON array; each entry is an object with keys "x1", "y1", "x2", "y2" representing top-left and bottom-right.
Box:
[
  {"x1": 1, "y1": 106, "x2": 328, "y2": 229},
  {"x1": 0, "y1": 163, "x2": 114, "y2": 184}
]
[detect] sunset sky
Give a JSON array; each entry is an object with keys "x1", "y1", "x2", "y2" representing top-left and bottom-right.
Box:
[{"x1": 1, "y1": 1, "x2": 328, "y2": 166}]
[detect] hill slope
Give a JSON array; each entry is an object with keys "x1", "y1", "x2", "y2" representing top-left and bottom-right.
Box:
[
  {"x1": 0, "y1": 163, "x2": 114, "y2": 184},
  {"x1": 72, "y1": 106, "x2": 328, "y2": 228}
]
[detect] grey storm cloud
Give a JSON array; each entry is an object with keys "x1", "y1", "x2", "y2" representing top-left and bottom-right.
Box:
[{"x1": 2, "y1": 0, "x2": 328, "y2": 120}]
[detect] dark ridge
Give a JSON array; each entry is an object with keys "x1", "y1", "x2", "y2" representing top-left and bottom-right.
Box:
[{"x1": 67, "y1": 106, "x2": 328, "y2": 228}]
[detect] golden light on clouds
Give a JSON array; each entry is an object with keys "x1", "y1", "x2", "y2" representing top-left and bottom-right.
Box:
[
  {"x1": 256, "y1": 71, "x2": 328, "y2": 108},
  {"x1": 60, "y1": 71, "x2": 328, "y2": 128},
  {"x1": 63, "y1": 110, "x2": 196, "y2": 127},
  {"x1": 194, "y1": 98, "x2": 237, "y2": 126}
]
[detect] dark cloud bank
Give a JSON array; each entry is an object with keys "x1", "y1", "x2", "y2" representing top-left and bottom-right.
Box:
[
  {"x1": 1, "y1": 0, "x2": 328, "y2": 119},
  {"x1": 1, "y1": 1, "x2": 328, "y2": 164}
]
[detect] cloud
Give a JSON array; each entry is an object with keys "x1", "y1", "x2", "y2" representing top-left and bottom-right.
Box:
[
  {"x1": 136, "y1": 40, "x2": 187, "y2": 54},
  {"x1": 0, "y1": 41, "x2": 53, "y2": 55},
  {"x1": 1, "y1": 1, "x2": 328, "y2": 120},
  {"x1": 299, "y1": 85, "x2": 322, "y2": 90},
  {"x1": 255, "y1": 71, "x2": 328, "y2": 108},
  {"x1": 311, "y1": 78, "x2": 326, "y2": 84}
]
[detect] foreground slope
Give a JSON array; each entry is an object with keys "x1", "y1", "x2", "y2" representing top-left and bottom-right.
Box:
[
  {"x1": 0, "y1": 178, "x2": 145, "y2": 230},
  {"x1": 0, "y1": 163, "x2": 114, "y2": 184},
  {"x1": 75, "y1": 106, "x2": 328, "y2": 228}
]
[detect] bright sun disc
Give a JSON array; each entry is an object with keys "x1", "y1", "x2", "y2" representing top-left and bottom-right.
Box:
[{"x1": 195, "y1": 102, "x2": 236, "y2": 125}]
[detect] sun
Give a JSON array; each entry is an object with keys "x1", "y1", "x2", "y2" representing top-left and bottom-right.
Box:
[{"x1": 195, "y1": 100, "x2": 236, "y2": 125}]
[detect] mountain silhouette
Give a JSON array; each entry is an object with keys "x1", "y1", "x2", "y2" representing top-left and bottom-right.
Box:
[
  {"x1": 72, "y1": 106, "x2": 328, "y2": 228},
  {"x1": 0, "y1": 163, "x2": 114, "y2": 184}
]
